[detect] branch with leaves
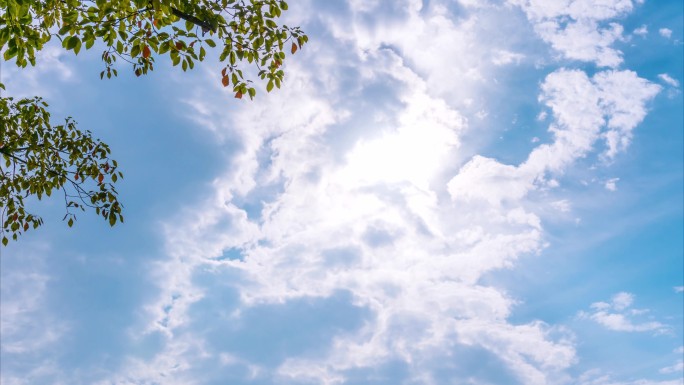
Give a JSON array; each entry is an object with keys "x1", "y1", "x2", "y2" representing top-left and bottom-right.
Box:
[
  {"x1": 1, "y1": 0, "x2": 308, "y2": 98},
  {"x1": 0, "y1": 86, "x2": 123, "y2": 245}
]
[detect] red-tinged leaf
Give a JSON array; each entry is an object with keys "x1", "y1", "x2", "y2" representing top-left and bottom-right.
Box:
[
  {"x1": 74, "y1": 173, "x2": 79, "y2": 180},
  {"x1": 190, "y1": 41, "x2": 195, "y2": 48},
  {"x1": 175, "y1": 41, "x2": 183, "y2": 50},
  {"x1": 12, "y1": 213, "x2": 18, "y2": 222},
  {"x1": 143, "y1": 45, "x2": 151, "y2": 58},
  {"x1": 222, "y1": 75, "x2": 230, "y2": 87},
  {"x1": 291, "y1": 42, "x2": 297, "y2": 54},
  {"x1": 153, "y1": 19, "x2": 159, "y2": 28},
  {"x1": 138, "y1": 21, "x2": 142, "y2": 28},
  {"x1": 221, "y1": 68, "x2": 227, "y2": 77},
  {"x1": 98, "y1": 174, "x2": 104, "y2": 184},
  {"x1": 24, "y1": 222, "x2": 29, "y2": 231},
  {"x1": 235, "y1": 91, "x2": 243, "y2": 99}
]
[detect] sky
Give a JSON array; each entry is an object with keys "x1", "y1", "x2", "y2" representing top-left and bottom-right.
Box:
[{"x1": 1, "y1": 0, "x2": 683, "y2": 384}]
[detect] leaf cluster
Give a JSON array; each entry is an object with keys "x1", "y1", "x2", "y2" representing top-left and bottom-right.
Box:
[
  {"x1": 0, "y1": 85, "x2": 123, "y2": 245},
  {"x1": 1, "y1": 0, "x2": 308, "y2": 98}
]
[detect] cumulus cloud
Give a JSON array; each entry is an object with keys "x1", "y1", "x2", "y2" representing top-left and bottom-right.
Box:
[
  {"x1": 605, "y1": 177, "x2": 619, "y2": 191},
  {"x1": 633, "y1": 25, "x2": 648, "y2": 36},
  {"x1": 450, "y1": 68, "x2": 659, "y2": 206},
  {"x1": 659, "y1": 28, "x2": 673, "y2": 38},
  {"x1": 509, "y1": 0, "x2": 638, "y2": 67},
  {"x1": 592, "y1": 70, "x2": 660, "y2": 158},
  {"x1": 579, "y1": 292, "x2": 670, "y2": 334}
]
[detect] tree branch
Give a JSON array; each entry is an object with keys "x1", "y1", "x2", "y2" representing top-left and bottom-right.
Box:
[{"x1": 170, "y1": 7, "x2": 216, "y2": 33}]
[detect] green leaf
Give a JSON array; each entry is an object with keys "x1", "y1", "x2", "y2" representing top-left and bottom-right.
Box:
[
  {"x1": 74, "y1": 38, "x2": 83, "y2": 55},
  {"x1": 130, "y1": 44, "x2": 141, "y2": 58},
  {"x1": 66, "y1": 36, "x2": 79, "y2": 50},
  {"x1": 3, "y1": 47, "x2": 17, "y2": 60}
]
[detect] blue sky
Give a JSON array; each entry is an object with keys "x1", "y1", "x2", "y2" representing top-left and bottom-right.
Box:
[{"x1": 1, "y1": 0, "x2": 683, "y2": 384}]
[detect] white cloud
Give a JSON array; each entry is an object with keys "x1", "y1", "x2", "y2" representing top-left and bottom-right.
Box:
[
  {"x1": 157, "y1": 66, "x2": 657, "y2": 385},
  {"x1": 2, "y1": 45, "x2": 76, "y2": 98},
  {"x1": 659, "y1": 360, "x2": 684, "y2": 374},
  {"x1": 579, "y1": 292, "x2": 670, "y2": 334},
  {"x1": 551, "y1": 199, "x2": 572, "y2": 212},
  {"x1": 533, "y1": 68, "x2": 659, "y2": 166},
  {"x1": 492, "y1": 49, "x2": 526, "y2": 65},
  {"x1": 675, "y1": 286, "x2": 684, "y2": 293},
  {"x1": 509, "y1": 0, "x2": 636, "y2": 67},
  {"x1": 605, "y1": 177, "x2": 619, "y2": 191},
  {"x1": 579, "y1": 369, "x2": 684, "y2": 385},
  {"x1": 633, "y1": 24, "x2": 648, "y2": 36},
  {"x1": 659, "y1": 28, "x2": 673, "y2": 38},
  {"x1": 610, "y1": 292, "x2": 633, "y2": 310},
  {"x1": 658, "y1": 73, "x2": 680, "y2": 88},
  {"x1": 593, "y1": 70, "x2": 661, "y2": 159},
  {"x1": 0, "y1": 244, "x2": 69, "y2": 385}
]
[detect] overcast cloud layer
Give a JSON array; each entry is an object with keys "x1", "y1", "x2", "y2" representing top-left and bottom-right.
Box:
[{"x1": 2, "y1": 1, "x2": 683, "y2": 385}]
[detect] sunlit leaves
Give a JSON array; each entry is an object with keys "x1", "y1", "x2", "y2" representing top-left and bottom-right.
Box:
[
  {"x1": 0, "y1": 90, "x2": 124, "y2": 244},
  {"x1": 0, "y1": 0, "x2": 308, "y2": 99}
]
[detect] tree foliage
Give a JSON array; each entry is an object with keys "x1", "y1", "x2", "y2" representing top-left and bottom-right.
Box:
[
  {"x1": 2, "y1": 0, "x2": 307, "y2": 97},
  {"x1": 0, "y1": 87, "x2": 123, "y2": 245},
  {"x1": 0, "y1": 0, "x2": 307, "y2": 243}
]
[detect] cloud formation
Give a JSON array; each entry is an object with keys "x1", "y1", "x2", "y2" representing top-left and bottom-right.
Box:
[
  {"x1": 509, "y1": 0, "x2": 639, "y2": 67},
  {"x1": 579, "y1": 292, "x2": 670, "y2": 333},
  {"x1": 129, "y1": 1, "x2": 662, "y2": 384},
  {"x1": 0, "y1": 245, "x2": 68, "y2": 385},
  {"x1": 659, "y1": 28, "x2": 673, "y2": 38},
  {"x1": 658, "y1": 73, "x2": 680, "y2": 88}
]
